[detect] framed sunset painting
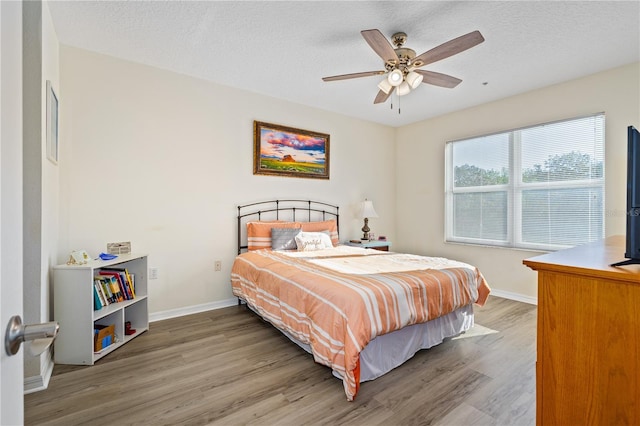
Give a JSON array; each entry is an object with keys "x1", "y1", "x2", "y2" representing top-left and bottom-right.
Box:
[{"x1": 253, "y1": 121, "x2": 330, "y2": 179}]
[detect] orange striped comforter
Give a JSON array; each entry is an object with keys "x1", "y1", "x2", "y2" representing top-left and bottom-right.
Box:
[{"x1": 231, "y1": 249, "x2": 490, "y2": 401}]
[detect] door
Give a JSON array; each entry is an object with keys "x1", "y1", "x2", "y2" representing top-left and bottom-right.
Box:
[{"x1": 1, "y1": 1, "x2": 24, "y2": 425}]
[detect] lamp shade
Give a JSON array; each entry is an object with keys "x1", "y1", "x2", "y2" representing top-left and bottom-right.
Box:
[
  {"x1": 396, "y1": 81, "x2": 411, "y2": 96},
  {"x1": 377, "y1": 78, "x2": 393, "y2": 94},
  {"x1": 359, "y1": 199, "x2": 379, "y2": 219},
  {"x1": 387, "y1": 69, "x2": 403, "y2": 87},
  {"x1": 406, "y1": 71, "x2": 424, "y2": 89}
]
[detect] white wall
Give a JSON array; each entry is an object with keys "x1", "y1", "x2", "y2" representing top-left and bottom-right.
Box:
[
  {"x1": 59, "y1": 46, "x2": 396, "y2": 316},
  {"x1": 396, "y1": 62, "x2": 640, "y2": 301},
  {"x1": 57, "y1": 43, "x2": 639, "y2": 311}
]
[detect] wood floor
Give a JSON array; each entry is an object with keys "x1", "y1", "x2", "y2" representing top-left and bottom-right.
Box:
[{"x1": 25, "y1": 296, "x2": 537, "y2": 425}]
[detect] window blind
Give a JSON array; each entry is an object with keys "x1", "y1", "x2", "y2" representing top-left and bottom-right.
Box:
[{"x1": 445, "y1": 113, "x2": 605, "y2": 250}]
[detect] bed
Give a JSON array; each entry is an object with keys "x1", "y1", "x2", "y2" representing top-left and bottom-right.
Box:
[{"x1": 231, "y1": 200, "x2": 490, "y2": 401}]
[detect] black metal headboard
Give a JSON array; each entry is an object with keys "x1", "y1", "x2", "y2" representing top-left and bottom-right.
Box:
[{"x1": 237, "y1": 200, "x2": 340, "y2": 254}]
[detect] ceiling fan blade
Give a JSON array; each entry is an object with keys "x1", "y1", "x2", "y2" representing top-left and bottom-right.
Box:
[
  {"x1": 361, "y1": 29, "x2": 399, "y2": 65},
  {"x1": 415, "y1": 70, "x2": 462, "y2": 88},
  {"x1": 374, "y1": 89, "x2": 392, "y2": 104},
  {"x1": 322, "y1": 70, "x2": 385, "y2": 82},
  {"x1": 412, "y1": 30, "x2": 485, "y2": 68}
]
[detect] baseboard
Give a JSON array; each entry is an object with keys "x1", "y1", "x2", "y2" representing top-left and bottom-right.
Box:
[
  {"x1": 149, "y1": 298, "x2": 238, "y2": 322},
  {"x1": 490, "y1": 288, "x2": 537, "y2": 305},
  {"x1": 24, "y1": 349, "x2": 55, "y2": 395}
]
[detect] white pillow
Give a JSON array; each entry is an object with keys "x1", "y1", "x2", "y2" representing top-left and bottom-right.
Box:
[{"x1": 295, "y1": 231, "x2": 333, "y2": 251}]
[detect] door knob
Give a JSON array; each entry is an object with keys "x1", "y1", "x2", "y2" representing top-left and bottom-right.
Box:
[{"x1": 4, "y1": 315, "x2": 59, "y2": 356}]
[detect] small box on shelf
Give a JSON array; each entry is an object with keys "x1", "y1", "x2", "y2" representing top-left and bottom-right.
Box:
[{"x1": 94, "y1": 324, "x2": 115, "y2": 352}]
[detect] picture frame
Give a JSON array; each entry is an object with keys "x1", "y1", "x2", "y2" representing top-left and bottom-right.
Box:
[
  {"x1": 253, "y1": 121, "x2": 330, "y2": 180},
  {"x1": 46, "y1": 80, "x2": 59, "y2": 164}
]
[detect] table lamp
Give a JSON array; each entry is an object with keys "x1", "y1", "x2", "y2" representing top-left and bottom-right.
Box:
[{"x1": 359, "y1": 199, "x2": 378, "y2": 241}]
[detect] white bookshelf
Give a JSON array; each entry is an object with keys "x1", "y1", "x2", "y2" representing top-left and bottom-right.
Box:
[{"x1": 53, "y1": 253, "x2": 149, "y2": 365}]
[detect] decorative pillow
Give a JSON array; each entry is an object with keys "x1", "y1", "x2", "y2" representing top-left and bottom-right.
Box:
[
  {"x1": 300, "y1": 220, "x2": 339, "y2": 246},
  {"x1": 247, "y1": 221, "x2": 300, "y2": 251},
  {"x1": 295, "y1": 231, "x2": 334, "y2": 252},
  {"x1": 271, "y1": 227, "x2": 302, "y2": 250}
]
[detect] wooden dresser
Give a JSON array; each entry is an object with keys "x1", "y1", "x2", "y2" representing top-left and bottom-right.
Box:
[{"x1": 523, "y1": 235, "x2": 640, "y2": 425}]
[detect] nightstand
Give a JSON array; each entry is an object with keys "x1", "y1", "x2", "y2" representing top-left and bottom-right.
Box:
[{"x1": 345, "y1": 240, "x2": 391, "y2": 251}]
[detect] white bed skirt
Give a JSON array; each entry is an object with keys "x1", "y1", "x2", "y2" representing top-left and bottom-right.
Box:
[{"x1": 256, "y1": 303, "x2": 475, "y2": 383}]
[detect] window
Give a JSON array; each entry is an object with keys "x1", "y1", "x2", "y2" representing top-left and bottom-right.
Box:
[{"x1": 445, "y1": 114, "x2": 605, "y2": 251}]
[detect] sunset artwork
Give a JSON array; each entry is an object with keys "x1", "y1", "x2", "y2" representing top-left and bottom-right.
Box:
[{"x1": 253, "y1": 121, "x2": 330, "y2": 179}]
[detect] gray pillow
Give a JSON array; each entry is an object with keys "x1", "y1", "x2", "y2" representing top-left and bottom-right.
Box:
[{"x1": 271, "y1": 227, "x2": 301, "y2": 250}]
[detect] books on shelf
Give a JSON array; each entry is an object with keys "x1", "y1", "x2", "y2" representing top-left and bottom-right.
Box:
[
  {"x1": 98, "y1": 273, "x2": 125, "y2": 301},
  {"x1": 93, "y1": 268, "x2": 136, "y2": 310},
  {"x1": 99, "y1": 268, "x2": 136, "y2": 299}
]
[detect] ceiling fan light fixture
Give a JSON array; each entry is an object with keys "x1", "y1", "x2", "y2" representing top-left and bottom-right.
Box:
[
  {"x1": 397, "y1": 81, "x2": 411, "y2": 96},
  {"x1": 406, "y1": 71, "x2": 423, "y2": 89},
  {"x1": 377, "y1": 78, "x2": 393, "y2": 94},
  {"x1": 322, "y1": 29, "x2": 485, "y2": 109},
  {"x1": 387, "y1": 69, "x2": 403, "y2": 86}
]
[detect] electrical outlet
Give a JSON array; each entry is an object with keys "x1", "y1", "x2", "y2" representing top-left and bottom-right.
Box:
[
  {"x1": 149, "y1": 267, "x2": 158, "y2": 280},
  {"x1": 214, "y1": 260, "x2": 222, "y2": 272}
]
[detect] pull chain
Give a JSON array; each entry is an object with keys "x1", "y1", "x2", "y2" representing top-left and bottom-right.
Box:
[{"x1": 389, "y1": 88, "x2": 401, "y2": 115}]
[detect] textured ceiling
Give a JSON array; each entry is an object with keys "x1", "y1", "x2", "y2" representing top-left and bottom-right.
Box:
[{"x1": 47, "y1": 1, "x2": 640, "y2": 127}]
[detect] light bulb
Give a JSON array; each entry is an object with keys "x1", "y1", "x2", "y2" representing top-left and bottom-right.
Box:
[{"x1": 387, "y1": 69, "x2": 403, "y2": 87}]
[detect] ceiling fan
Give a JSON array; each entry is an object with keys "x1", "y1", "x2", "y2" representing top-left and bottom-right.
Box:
[{"x1": 322, "y1": 29, "x2": 485, "y2": 105}]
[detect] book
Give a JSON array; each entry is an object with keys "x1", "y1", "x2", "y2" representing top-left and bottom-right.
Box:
[
  {"x1": 93, "y1": 280, "x2": 102, "y2": 307},
  {"x1": 93, "y1": 284, "x2": 103, "y2": 310},
  {"x1": 109, "y1": 275, "x2": 124, "y2": 302},
  {"x1": 98, "y1": 279, "x2": 110, "y2": 305},
  {"x1": 122, "y1": 271, "x2": 134, "y2": 299},
  {"x1": 94, "y1": 279, "x2": 108, "y2": 307},
  {"x1": 96, "y1": 277, "x2": 112, "y2": 303},
  {"x1": 115, "y1": 271, "x2": 131, "y2": 300},
  {"x1": 124, "y1": 270, "x2": 135, "y2": 298}
]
